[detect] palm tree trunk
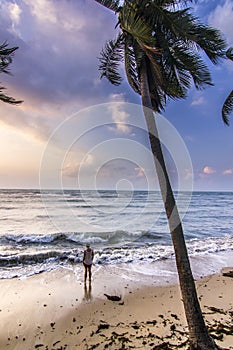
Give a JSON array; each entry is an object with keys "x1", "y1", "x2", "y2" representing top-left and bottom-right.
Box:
[{"x1": 140, "y1": 57, "x2": 218, "y2": 350}]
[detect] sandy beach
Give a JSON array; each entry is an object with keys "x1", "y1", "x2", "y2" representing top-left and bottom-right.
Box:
[{"x1": 0, "y1": 265, "x2": 232, "y2": 350}]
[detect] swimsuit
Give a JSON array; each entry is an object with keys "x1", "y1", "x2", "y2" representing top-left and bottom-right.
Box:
[{"x1": 84, "y1": 249, "x2": 93, "y2": 266}]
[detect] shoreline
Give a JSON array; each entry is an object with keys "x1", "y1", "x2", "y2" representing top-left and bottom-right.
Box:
[{"x1": 0, "y1": 266, "x2": 232, "y2": 349}]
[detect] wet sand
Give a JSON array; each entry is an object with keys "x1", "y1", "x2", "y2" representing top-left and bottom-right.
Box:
[{"x1": 0, "y1": 266, "x2": 232, "y2": 349}]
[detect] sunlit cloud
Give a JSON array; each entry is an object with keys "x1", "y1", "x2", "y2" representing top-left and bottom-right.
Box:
[
  {"x1": 109, "y1": 93, "x2": 125, "y2": 103},
  {"x1": 0, "y1": 0, "x2": 119, "y2": 144},
  {"x1": 83, "y1": 154, "x2": 94, "y2": 166},
  {"x1": 0, "y1": 0, "x2": 117, "y2": 109},
  {"x1": 62, "y1": 162, "x2": 80, "y2": 178},
  {"x1": 223, "y1": 169, "x2": 233, "y2": 175},
  {"x1": 208, "y1": 0, "x2": 233, "y2": 45},
  {"x1": 107, "y1": 95, "x2": 131, "y2": 134},
  {"x1": 24, "y1": 0, "x2": 57, "y2": 24},
  {"x1": 8, "y1": 2, "x2": 21, "y2": 23},
  {"x1": 135, "y1": 167, "x2": 145, "y2": 178},
  {"x1": 62, "y1": 152, "x2": 94, "y2": 178},
  {"x1": 203, "y1": 166, "x2": 216, "y2": 175}
]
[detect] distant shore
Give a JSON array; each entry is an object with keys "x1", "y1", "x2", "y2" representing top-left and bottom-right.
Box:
[{"x1": 0, "y1": 266, "x2": 232, "y2": 350}]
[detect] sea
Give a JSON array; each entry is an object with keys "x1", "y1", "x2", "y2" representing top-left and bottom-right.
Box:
[{"x1": 0, "y1": 189, "x2": 233, "y2": 283}]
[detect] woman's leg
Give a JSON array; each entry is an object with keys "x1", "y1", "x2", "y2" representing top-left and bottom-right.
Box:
[
  {"x1": 84, "y1": 265, "x2": 88, "y2": 283},
  {"x1": 88, "y1": 265, "x2": 92, "y2": 282}
]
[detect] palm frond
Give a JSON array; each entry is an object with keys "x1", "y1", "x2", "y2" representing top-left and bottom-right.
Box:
[
  {"x1": 158, "y1": 0, "x2": 195, "y2": 6},
  {"x1": 0, "y1": 86, "x2": 22, "y2": 105},
  {"x1": 190, "y1": 24, "x2": 226, "y2": 64},
  {"x1": 222, "y1": 90, "x2": 233, "y2": 126},
  {"x1": 172, "y1": 44, "x2": 212, "y2": 89},
  {"x1": 139, "y1": 43, "x2": 164, "y2": 86},
  {"x1": 221, "y1": 47, "x2": 233, "y2": 125},
  {"x1": 124, "y1": 36, "x2": 141, "y2": 94},
  {"x1": 120, "y1": 2, "x2": 155, "y2": 47},
  {"x1": 0, "y1": 42, "x2": 19, "y2": 75},
  {"x1": 150, "y1": 89, "x2": 166, "y2": 112},
  {"x1": 99, "y1": 33, "x2": 124, "y2": 85},
  {"x1": 0, "y1": 42, "x2": 23, "y2": 105},
  {"x1": 94, "y1": 0, "x2": 120, "y2": 12},
  {"x1": 147, "y1": 61, "x2": 167, "y2": 112},
  {"x1": 175, "y1": 11, "x2": 226, "y2": 63},
  {"x1": 147, "y1": 53, "x2": 187, "y2": 108},
  {"x1": 140, "y1": 3, "x2": 226, "y2": 65},
  {"x1": 140, "y1": 40, "x2": 187, "y2": 100},
  {"x1": 226, "y1": 47, "x2": 233, "y2": 61}
]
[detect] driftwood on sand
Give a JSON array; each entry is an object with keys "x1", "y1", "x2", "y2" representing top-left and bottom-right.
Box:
[
  {"x1": 221, "y1": 267, "x2": 233, "y2": 278},
  {"x1": 104, "y1": 293, "x2": 121, "y2": 301}
]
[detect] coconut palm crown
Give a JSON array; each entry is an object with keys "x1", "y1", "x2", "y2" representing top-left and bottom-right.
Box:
[
  {"x1": 0, "y1": 41, "x2": 22, "y2": 105},
  {"x1": 98, "y1": 0, "x2": 226, "y2": 113}
]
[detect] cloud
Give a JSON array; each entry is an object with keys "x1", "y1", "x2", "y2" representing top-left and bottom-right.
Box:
[
  {"x1": 107, "y1": 95, "x2": 132, "y2": 134},
  {"x1": 191, "y1": 96, "x2": 205, "y2": 106},
  {"x1": 0, "y1": 102, "x2": 54, "y2": 142},
  {"x1": 203, "y1": 166, "x2": 216, "y2": 175},
  {"x1": 83, "y1": 154, "x2": 94, "y2": 166},
  {"x1": 198, "y1": 166, "x2": 216, "y2": 180},
  {"x1": 135, "y1": 167, "x2": 145, "y2": 178},
  {"x1": 62, "y1": 161, "x2": 80, "y2": 178},
  {"x1": 184, "y1": 168, "x2": 193, "y2": 180},
  {"x1": 223, "y1": 168, "x2": 233, "y2": 175},
  {"x1": 8, "y1": 2, "x2": 22, "y2": 35},
  {"x1": 109, "y1": 93, "x2": 125, "y2": 103},
  {"x1": 0, "y1": 0, "x2": 121, "y2": 142},
  {"x1": 23, "y1": 0, "x2": 58, "y2": 25},
  {"x1": 208, "y1": 0, "x2": 233, "y2": 45},
  {"x1": 62, "y1": 151, "x2": 94, "y2": 178},
  {"x1": 0, "y1": 0, "x2": 118, "y2": 108}
]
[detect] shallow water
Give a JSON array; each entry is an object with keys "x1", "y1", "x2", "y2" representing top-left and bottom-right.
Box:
[{"x1": 0, "y1": 189, "x2": 232, "y2": 279}]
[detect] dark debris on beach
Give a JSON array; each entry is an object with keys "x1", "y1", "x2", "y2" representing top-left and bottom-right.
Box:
[{"x1": 79, "y1": 305, "x2": 233, "y2": 350}]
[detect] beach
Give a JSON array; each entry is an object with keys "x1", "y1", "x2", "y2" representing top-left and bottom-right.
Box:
[
  {"x1": 0, "y1": 189, "x2": 233, "y2": 349},
  {"x1": 0, "y1": 266, "x2": 232, "y2": 350}
]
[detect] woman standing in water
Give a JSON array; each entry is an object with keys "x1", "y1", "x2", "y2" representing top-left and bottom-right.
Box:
[{"x1": 83, "y1": 243, "x2": 94, "y2": 283}]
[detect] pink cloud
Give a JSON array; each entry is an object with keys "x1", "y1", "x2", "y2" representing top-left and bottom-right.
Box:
[
  {"x1": 223, "y1": 169, "x2": 233, "y2": 175},
  {"x1": 203, "y1": 166, "x2": 216, "y2": 175}
]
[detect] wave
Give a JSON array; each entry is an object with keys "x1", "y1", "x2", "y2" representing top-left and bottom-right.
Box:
[
  {"x1": 0, "y1": 235, "x2": 232, "y2": 275},
  {"x1": 0, "y1": 230, "x2": 164, "y2": 247},
  {"x1": 0, "y1": 232, "x2": 79, "y2": 245},
  {"x1": 0, "y1": 250, "x2": 66, "y2": 267}
]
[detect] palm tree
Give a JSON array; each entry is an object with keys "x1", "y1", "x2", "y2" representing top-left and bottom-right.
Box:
[
  {"x1": 0, "y1": 41, "x2": 22, "y2": 105},
  {"x1": 222, "y1": 47, "x2": 233, "y2": 125},
  {"x1": 94, "y1": 1, "x2": 226, "y2": 349}
]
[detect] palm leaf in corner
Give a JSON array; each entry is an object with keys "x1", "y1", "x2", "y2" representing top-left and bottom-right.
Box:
[
  {"x1": 99, "y1": 33, "x2": 124, "y2": 85},
  {"x1": 222, "y1": 90, "x2": 233, "y2": 126},
  {"x1": 222, "y1": 48, "x2": 233, "y2": 125},
  {"x1": 0, "y1": 42, "x2": 23, "y2": 105}
]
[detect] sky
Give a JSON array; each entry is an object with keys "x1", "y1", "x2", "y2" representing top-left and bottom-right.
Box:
[{"x1": 0, "y1": 0, "x2": 233, "y2": 192}]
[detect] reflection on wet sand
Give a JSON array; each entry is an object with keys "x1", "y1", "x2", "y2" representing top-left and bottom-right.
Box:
[{"x1": 83, "y1": 282, "x2": 92, "y2": 301}]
